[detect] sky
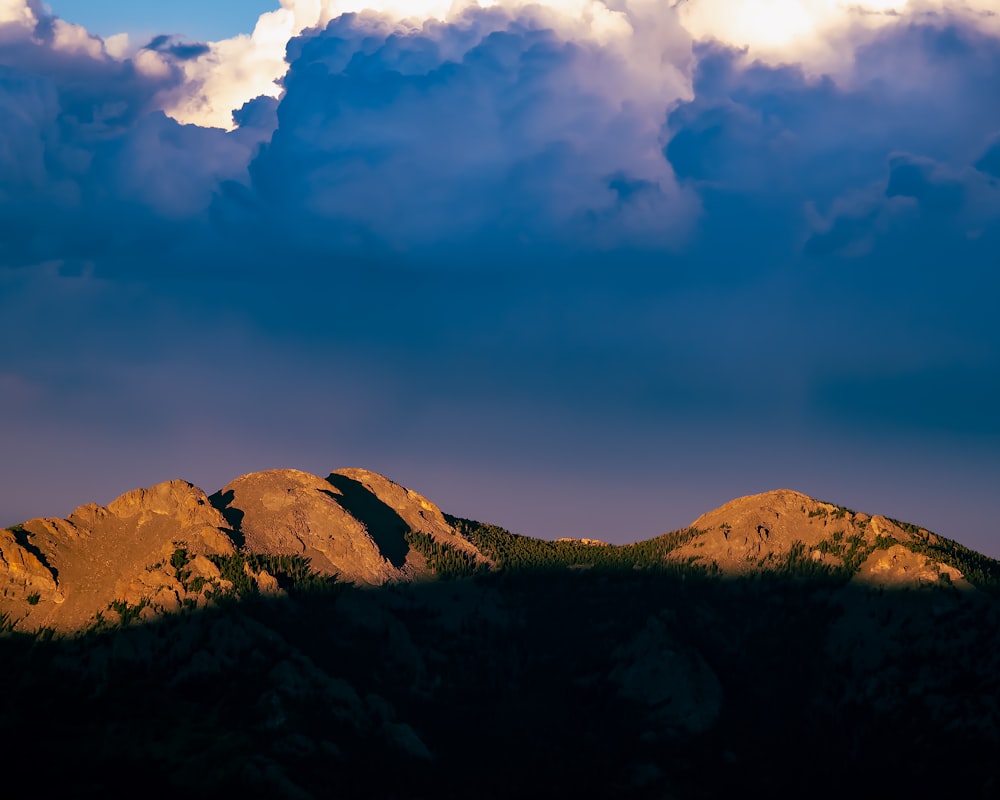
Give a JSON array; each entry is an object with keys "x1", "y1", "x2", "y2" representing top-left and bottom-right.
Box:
[
  {"x1": 46, "y1": 1, "x2": 279, "y2": 42},
  {"x1": 1, "y1": 0, "x2": 999, "y2": 556}
]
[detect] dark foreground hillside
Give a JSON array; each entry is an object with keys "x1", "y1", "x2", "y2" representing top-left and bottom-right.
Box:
[{"x1": 3, "y1": 561, "x2": 998, "y2": 799}]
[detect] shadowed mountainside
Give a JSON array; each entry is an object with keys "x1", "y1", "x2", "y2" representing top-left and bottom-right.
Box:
[
  {"x1": 2, "y1": 470, "x2": 999, "y2": 797},
  {"x1": 2, "y1": 565, "x2": 998, "y2": 797}
]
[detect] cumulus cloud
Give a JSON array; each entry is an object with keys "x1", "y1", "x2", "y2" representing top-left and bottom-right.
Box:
[
  {"x1": 155, "y1": 0, "x2": 1000, "y2": 130},
  {"x1": 0, "y1": 1, "x2": 275, "y2": 268},
  {"x1": 661, "y1": 18, "x2": 1000, "y2": 270},
  {"x1": 244, "y1": 8, "x2": 697, "y2": 263},
  {"x1": 0, "y1": 0, "x2": 998, "y2": 278},
  {"x1": 163, "y1": 0, "x2": 693, "y2": 129},
  {"x1": 0, "y1": 0, "x2": 38, "y2": 28},
  {"x1": 679, "y1": 0, "x2": 1000, "y2": 73}
]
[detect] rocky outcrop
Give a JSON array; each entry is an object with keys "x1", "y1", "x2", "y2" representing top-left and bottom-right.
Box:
[
  {"x1": 663, "y1": 489, "x2": 973, "y2": 588},
  {"x1": 0, "y1": 526, "x2": 61, "y2": 603},
  {"x1": 555, "y1": 537, "x2": 608, "y2": 546},
  {"x1": 853, "y1": 543, "x2": 969, "y2": 589},
  {"x1": 211, "y1": 469, "x2": 404, "y2": 585},
  {"x1": 2, "y1": 479, "x2": 234, "y2": 631},
  {"x1": 211, "y1": 468, "x2": 488, "y2": 586},
  {"x1": 0, "y1": 466, "x2": 499, "y2": 631},
  {"x1": 328, "y1": 468, "x2": 486, "y2": 566},
  {"x1": 667, "y1": 489, "x2": 867, "y2": 572}
]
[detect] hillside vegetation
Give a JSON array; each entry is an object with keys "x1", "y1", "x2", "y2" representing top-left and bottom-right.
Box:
[{"x1": 447, "y1": 516, "x2": 707, "y2": 574}]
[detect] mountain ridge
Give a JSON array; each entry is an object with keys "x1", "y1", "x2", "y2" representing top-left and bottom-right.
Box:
[{"x1": 2, "y1": 468, "x2": 994, "y2": 635}]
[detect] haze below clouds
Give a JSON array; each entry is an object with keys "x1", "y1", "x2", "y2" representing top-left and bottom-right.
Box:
[{"x1": 1, "y1": 0, "x2": 998, "y2": 555}]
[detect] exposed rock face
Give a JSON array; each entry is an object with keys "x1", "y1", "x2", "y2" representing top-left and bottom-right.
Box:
[
  {"x1": 210, "y1": 468, "x2": 489, "y2": 586},
  {"x1": 1, "y1": 466, "x2": 498, "y2": 632},
  {"x1": 211, "y1": 469, "x2": 400, "y2": 585},
  {"x1": 2, "y1": 480, "x2": 234, "y2": 631},
  {"x1": 669, "y1": 489, "x2": 860, "y2": 571},
  {"x1": 854, "y1": 544, "x2": 969, "y2": 589},
  {"x1": 667, "y1": 489, "x2": 970, "y2": 588},
  {"x1": 555, "y1": 537, "x2": 608, "y2": 546},
  {"x1": 0, "y1": 527, "x2": 59, "y2": 598},
  {"x1": 328, "y1": 468, "x2": 485, "y2": 564}
]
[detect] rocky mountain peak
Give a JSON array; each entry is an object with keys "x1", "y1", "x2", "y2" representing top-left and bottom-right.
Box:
[
  {"x1": 671, "y1": 488, "x2": 962, "y2": 588},
  {"x1": 328, "y1": 468, "x2": 485, "y2": 562},
  {"x1": 211, "y1": 468, "x2": 402, "y2": 585},
  {"x1": 3, "y1": 479, "x2": 234, "y2": 631}
]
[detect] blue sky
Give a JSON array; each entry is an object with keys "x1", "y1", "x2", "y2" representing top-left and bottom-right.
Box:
[
  {"x1": 2, "y1": 1, "x2": 999, "y2": 556},
  {"x1": 47, "y1": 1, "x2": 277, "y2": 41}
]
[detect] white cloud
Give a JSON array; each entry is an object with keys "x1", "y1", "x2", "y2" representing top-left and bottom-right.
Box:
[
  {"x1": 159, "y1": 0, "x2": 1000, "y2": 130},
  {"x1": 0, "y1": 0, "x2": 36, "y2": 28},
  {"x1": 164, "y1": 0, "x2": 652, "y2": 129},
  {"x1": 679, "y1": 0, "x2": 1000, "y2": 74},
  {"x1": 3, "y1": 0, "x2": 994, "y2": 131},
  {"x1": 50, "y1": 17, "x2": 105, "y2": 58},
  {"x1": 165, "y1": 3, "x2": 305, "y2": 129}
]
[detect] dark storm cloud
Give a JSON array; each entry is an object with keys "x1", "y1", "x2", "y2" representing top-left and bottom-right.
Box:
[
  {"x1": 0, "y1": 10, "x2": 274, "y2": 270},
  {"x1": 974, "y1": 134, "x2": 1000, "y2": 179},
  {"x1": 665, "y1": 22, "x2": 1000, "y2": 266},
  {"x1": 243, "y1": 9, "x2": 693, "y2": 270},
  {"x1": 649, "y1": 19, "x2": 1000, "y2": 446},
  {"x1": 0, "y1": 2, "x2": 282, "y2": 273},
  {"x1": 144, "y1": 34, "x2": 211, "y2": 61}
]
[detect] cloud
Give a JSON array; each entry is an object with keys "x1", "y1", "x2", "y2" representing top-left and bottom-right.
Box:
[
  {"x1": 149, "y1": 0, "x2": 1000, "y2": 130},
  {"x1": 0, "y1": 1, "x2": 277, "y2": 269},
  {"x1": 0, "y1": 0, "x2": 39, "y2": 29},
  {"x1": 144, "y1": 34, "x2": 211, "y2": 61},
  {"x1": 678, "y1": 0, "x2": 1000, "y2": 71},
  {"x1": 0, "y1": 0, "x2": 997, "y2": 281},
  {"x1": 661, "y1": 18, "x2": 1000, "y2": 271},
  {"x1": 244, "y1": 8, "x2": 696, "y2": 265},
  {"x1": 0, "y1": 0, "x2": 998, "y2": 434},
  {"x1": 2, "y1": 1, "x2": 1000, "y2": 554},
  {"x1": 975, "y1": 133, "x2": 1000, "y2": 179},
  {"x1": 885, "y1": 153, "x2": 964, "y2": 214},
  {"x1": 161, "y1": 0, "x2": 697, "y2": 127}
]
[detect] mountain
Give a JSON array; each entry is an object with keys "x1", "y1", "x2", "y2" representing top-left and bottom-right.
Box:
[
  {"x1": 673, "y1": 488, "x2": 975, "y2": 588},
  {"x1": 1, "y1": 467, "x2": 492, "y2": 632},
  {"x1": 1, "y1": 479, "x2": 235, "y2": 631},
  {"x1": 2, "y1": 470, "x2": 999, "y2": 797},
  {"x1": 4, "y1": 475, "x2": 986, "y2": 633}
]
